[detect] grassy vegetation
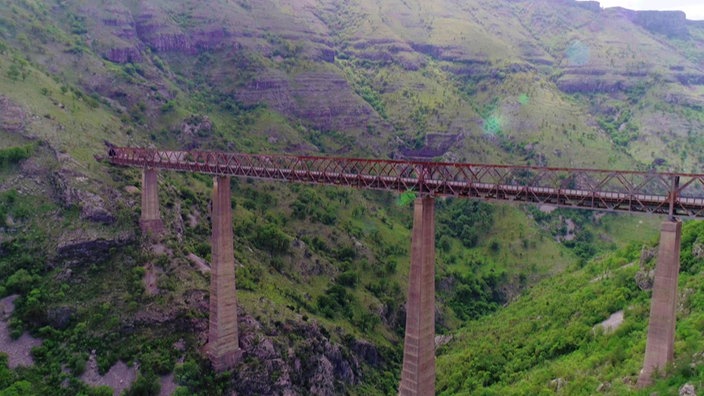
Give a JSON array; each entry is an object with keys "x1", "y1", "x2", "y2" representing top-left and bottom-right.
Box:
[
  {"x1": 438, "y1": 220, "x2": 704, "y2": 395},
  {"x1": 0, "y1": 0, "x2": 702, "y2": 394},
  {"x1": 0, "y1": 145, "x2": 33, "y2": 169}
]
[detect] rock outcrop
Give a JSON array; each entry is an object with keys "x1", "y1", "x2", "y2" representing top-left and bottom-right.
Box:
[
  {"x1": 676, "y1": 73, "x2": 704, "y2": 86},
  {"x1": 52, "y1": 169, "x2": 116, "y2": 224},
  {"x1": 237, "y1": 71, "x2": 384, "y2": 135},
  {"x1": 46, "y1": 306, "x2": 76, "y2": 330},
  {"x1": 106, "y1": 46, "x2": 143, "y2": 63},
  {"x1": 99, "y1": 4, "x2": 137, "y2": 39},
  {"x1": 556, "y1": 69, "x2": 641, "y2": 94},
  {"x1": 55, "y1": 230, "x2": 133, "y2": 266},
  {"x1": 180, "y1": 114, "x2": 213, "y2": 137},
  {"x1": 55, "y1": 235, "x2": 128, "y2": 265},
  {"x1": 91, "y1": 2, "x2": 230, "y2": 63},
  {"x1": 134, "y1": 6, "x2": 192, "y2": 54},
  {"x1": 635, "y1": 246, "x2": 657, "y2": 291},
  {"x1": 634, "y1": 11, "x2": 689, "y2": 38},
  {"x1": 119, "y1": 292, "x2": 382, "y2": 395},
  {"x1": 399, "y1": 133, "x2": 463, "y2": 158},
  {"x1": 0, "y1": 96, "x2": 26, "y2": 133},
  {"x1": 679, "y1": 383, "x2": 696, "y2": 396},
  {"x1": 233, "y1": 316, "x2": 362, "y2": 395},
  {"x1": 574, "y1": 1, "x2": 601, "y2": 13}
]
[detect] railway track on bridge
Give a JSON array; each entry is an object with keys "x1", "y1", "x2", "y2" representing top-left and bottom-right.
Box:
[{"x1": 108, "y1": 146, "x2": 704, "y2": 218}]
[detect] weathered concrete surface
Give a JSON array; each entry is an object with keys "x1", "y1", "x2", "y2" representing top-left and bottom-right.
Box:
[
  {"x1": 140, "y1": 168, "x2": 164, "y2": 235},
  {"x1": 206, "y1": 176, "x2": 241, "y2": 371},
  {"x1": 638, "y1": 220, "x2": 682, "y2": 387},
  {"x1": 399, "y1": 196, "x2": 435, "y2": 396}
]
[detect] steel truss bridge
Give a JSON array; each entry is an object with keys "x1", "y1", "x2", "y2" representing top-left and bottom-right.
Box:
[
  {"x1": 108, "y1": 146, "x2": 704, "y2": 218},
  {"x1": 107, "y1": 146, "x2": 704, "y2": 392}
]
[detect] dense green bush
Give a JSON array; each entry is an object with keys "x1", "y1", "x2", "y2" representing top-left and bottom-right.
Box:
[
  {"x1": 0, "y1": 355, "x2": 15, "y2": 390},
  {"x1": 0, "y1": 190, "x2": 37, "y2": 228},
  {"x1": 123, "y1": 374, "x2": 160, "y2": 396},
  {"x1": 4, "y1": 269, "x2": 39, "y2": 294},
  {"x1": 446, "y1": 269, "x2": 505, "y2": 321},
  {"x1": 89, "y1": 386, "x2": 113, "y2": 396},
  {"x1": 316, "y1": 284, "x2": 354, "y2": 319},
  {"x1": 437, "y1": 199, "x2": 493, "y2": 248},
  {"x1": 252, "y1": 223, "x2": 291, "y2": 255},
  {"x1": 14, "y1": 288, "x2": 45, "y2": 326},
  {"x1": 0, "y1": 380, "x2": 33, "y2": 396},
  {"x1": 237, "y1": 265, "x2": 262, "y2": 290},
  {"x1": 336, "y1": 270, "x2": 358, "y2": 287},
  {"x1": 290, "y1": 188, "x2": 337, "y2": 225},
  {"x1": 679, "y1": 221, "x2": 704, "y2": 274},
  {"x1": 0, "y1": 145, "x2": 33, "y2": 169}
]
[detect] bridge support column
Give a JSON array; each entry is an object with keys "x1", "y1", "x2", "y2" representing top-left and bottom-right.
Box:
[
  {"x1": 399, "y1": 196, "x2": 435, "y2": 396},
  {"x1": 638, "y1": 220, "x2": 682, "y2": 387},
  {"x1": 206, "y1": 176, "x2": 241, "y2": 371},
  {"x1": 140, "y1": 168, "x2": 163, "y2": 235}
]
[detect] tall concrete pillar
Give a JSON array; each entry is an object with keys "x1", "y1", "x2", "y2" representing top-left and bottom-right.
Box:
[
  {"x1": 140, "y1": 168, "x2": 163, "y2": 235},
  {"x1": 399, "y1": 196, "x2": 435, "y2": 396},
  {"x1": 638, "y1": 220, "x2": 682, "y2": 387},
  {"x1": 206, "y1": 176, "x2": 241, "y2": 371}
]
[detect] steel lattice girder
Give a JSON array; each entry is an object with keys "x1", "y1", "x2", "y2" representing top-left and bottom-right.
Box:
[{"x1": 107, "y1": 147, "x2": 704, "y2": 218}]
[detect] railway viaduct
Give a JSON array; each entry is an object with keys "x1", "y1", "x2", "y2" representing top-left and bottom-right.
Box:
[{"x1": 108, "y1": 146, "x2": 704, "y2": 393}]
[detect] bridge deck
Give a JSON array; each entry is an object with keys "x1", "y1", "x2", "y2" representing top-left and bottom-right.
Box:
[{"x1": 108, "y1": 147, "x2": 704, "y2": 218}]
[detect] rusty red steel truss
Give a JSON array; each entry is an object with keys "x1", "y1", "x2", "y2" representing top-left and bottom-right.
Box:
[{"x1": 108, "y1": 146, "x2": 704, "y2": 218}]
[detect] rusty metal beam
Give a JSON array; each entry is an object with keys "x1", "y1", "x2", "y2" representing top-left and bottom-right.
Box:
[{"x1": 108, "y1": 147, "x2": 704, "y2": 217}]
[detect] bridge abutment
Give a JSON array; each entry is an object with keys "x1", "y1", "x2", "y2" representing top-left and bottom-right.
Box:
[
  {"x1": 140, "y1": 168, "x2": 164, "y2": 235},
  {"x1": 399, "y1": 196, "x2": 435, "y2": 396},
  {"x1": 638, "y1": 220, "x2": 682, "y2": 387},
  {"x1": 206, "y1": 176, "x2": 241, "y2": 371}
]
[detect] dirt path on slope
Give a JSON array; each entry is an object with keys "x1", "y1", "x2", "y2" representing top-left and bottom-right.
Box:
[
  {"x1": 596, "y1": 310, "x2": 624, "y2": 333},
  {"x1": 0, "y1": 295, "x2": 42, "y2": 368},
  {"x1": 80, "y1": 351, "x2": 137, "y2": 395}
]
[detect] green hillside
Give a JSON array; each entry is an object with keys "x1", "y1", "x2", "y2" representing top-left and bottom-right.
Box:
[
  {"x1": 0, "y1": 0, "x2": 702, "y2": 394},
  {"x1": 437, "y1": 221, "x2": 704, "y2": 396}
]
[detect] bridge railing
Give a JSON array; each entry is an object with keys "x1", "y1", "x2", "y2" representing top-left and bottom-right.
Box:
[{"x1": 107, "y1": 147, "x2": 704, "y2": 218}]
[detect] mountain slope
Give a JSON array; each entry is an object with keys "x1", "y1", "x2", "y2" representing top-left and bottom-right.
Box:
[
  {"x1": 0, "y1": 0, "x2": 702, "y2": 394},
  {"x1": 437, "y1": 221, "x2": 704, "y2": 395}
]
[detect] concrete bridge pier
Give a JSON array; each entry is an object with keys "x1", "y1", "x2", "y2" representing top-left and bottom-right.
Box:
[
  {"x1": 140, "y1": 168, "x2": 164, "y2": 235},
  {"x1": 206, "y1": 176, "x2": 241, "y2": 371},
  {"x1": 638, "y1": 220, "x2": 682, "y2": 387},
  {"x1": 399, "y1": 196, "x2": 436, "y2": 396}
]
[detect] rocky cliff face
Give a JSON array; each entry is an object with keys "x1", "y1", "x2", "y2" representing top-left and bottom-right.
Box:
[
  {"x1": 234, "y1": 314, "x2": 365, "y2": 395},
  {"x1": 62, "y1": 0, "x2": 704, "y2": 150},
  {"x1": 574, "y1": 1, "x2": 600, "y2": 12},
  {"x1": 607, "y1": 8, "x2": 691, "y2": 38},
  {"x1": 556, "y1": 70, "x2": 637, "y2": 94},
  {"x1": 125, "y1": 297, "x2": 383, "y2": 395},
  {"x1": 105, "y1": 46, "x2": 143, "y2": 64},
  {"x1": 90, "y1": 1, "x2": 230, "y2": 63},
  {"x1": 0, "y1": 96, "x2": 26, "y2": 133},
  {"x1": 634, "y1": 10, "x2": 689, "y2": 38},
  {"x1": 237, "y1": 71, "x2": 384, "y2": 136},
  {"x1": 90, "y1": 0, "x2": 334, "y2": 63}
]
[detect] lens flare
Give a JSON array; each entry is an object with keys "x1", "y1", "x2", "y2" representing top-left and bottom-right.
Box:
[
  {"x1": 398, "y1": 190, "x2": 416, "y2": 206},
  {"x1": 566, "y1": 40, "x2": 590, "y2": 66},
  {"x1": 483, "y1": 115, "x2": 503, "y2": 135},
  {"x1": 518, "y1": 93, "x2": 529, "y2": 105}
]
